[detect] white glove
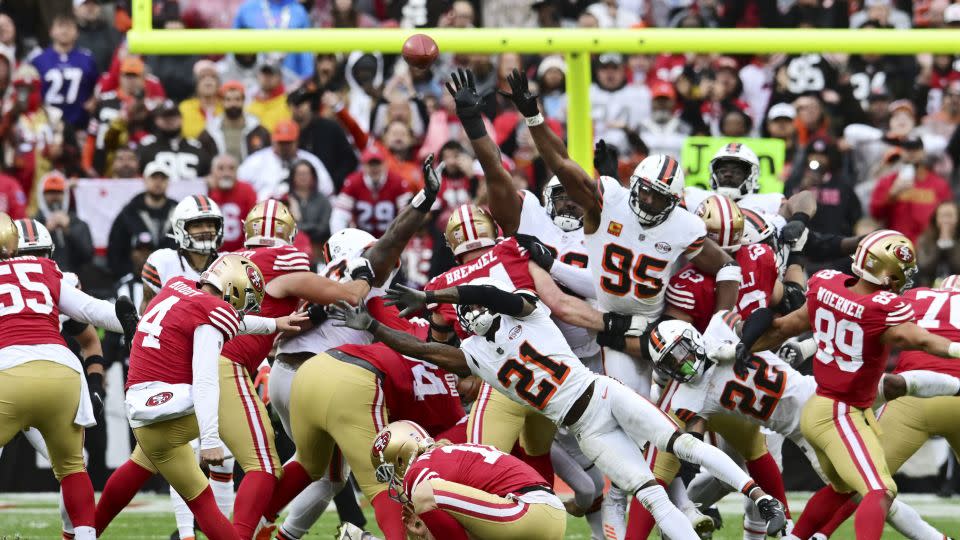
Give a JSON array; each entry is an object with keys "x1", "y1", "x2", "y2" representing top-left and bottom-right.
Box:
[{"x1": 709, "y1": 342, "x2": 737, "y2": 364}]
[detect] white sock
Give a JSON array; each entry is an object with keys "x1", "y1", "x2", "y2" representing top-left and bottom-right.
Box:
[
  {"x1": 671, "y1": 433, "x2": 753, "y2": 493},
  {"x1": 635, "y1": 484, "x2": 699, "y2": 539},
  {"x1": 59, "y1": 490, "x2": 74, "y2": 534},
  {"x1": 72, "y1": 526, "x2": 95, "y2": 540},
  {"x1": 601, "y1": 485, "x2": 627, "y2": 540},
  {"x1": 668, "y1": 476, "x2": 696, "y2": 512},
  {"x1": 283, "y1": 477, "x2": 344, "y2": 538},
  {"x1": 586, "y1": 508, "x2": 605, "y2": 540},
  {"x1": 743, "y1": 498, "x2": 767, "y2": 540},
  {"x1": 888, "y1": 498, "x2": 947, "y2": 540},
  {"x1": 901, "y1": 370, "x2": 960, "y2": 398},
  {"x1": 170, "y1": 485, "x2": 195, "y2": 538},
  {"x1": 209, "y1": 459, "x2": 236, "y2": 518}
]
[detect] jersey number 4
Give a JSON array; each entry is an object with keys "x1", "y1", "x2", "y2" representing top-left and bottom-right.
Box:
[
  {"x1": 138, "y1": 296, "x2": 180, "y2": 349},
  {"x1": 600, "y1": 244, "x2": 668, "y2": 299},
  {"x1": 497, "y1": 342, "x2": 569, "y2": 410},
  {"x1": 719, "y1": 355, "x2": 786, "y2": 421}
]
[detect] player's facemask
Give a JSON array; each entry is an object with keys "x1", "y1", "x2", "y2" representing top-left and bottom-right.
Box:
[
  {"x1": 544, "y1": 183, "x2": 584, "y2": 232},
  {"x1": 457, "y1": 304, "x2": 498, "y2": 337},
  {"x1": 650, "y1": 325, "x2": 707, "y2": 383}
]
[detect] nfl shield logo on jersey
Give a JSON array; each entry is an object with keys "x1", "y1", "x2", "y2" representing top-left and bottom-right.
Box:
[
  {"x1": 145, "y1": 392, "x2": 173, "y2": 407},
  {"x1": 508, "y1": 325, "x2": 523, "y2": 340}
]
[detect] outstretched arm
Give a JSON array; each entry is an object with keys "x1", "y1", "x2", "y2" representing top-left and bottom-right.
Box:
[
  {"x1": 882, "y1": 322, "x2": 960, "y2": 358},
  {"x1": 267, "y1": 270, "x2": 370, "y2": 306},
  {"x1": 385, "y1": 283, "x2": 536, "y2": 318}
]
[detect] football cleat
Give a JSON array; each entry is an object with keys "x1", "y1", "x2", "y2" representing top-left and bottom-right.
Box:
[
  {"x1": 336, "y1": 522, "x2": 373, "y2": 540},
  {"x1": 684, "y1": 506, "x2": 716, "y2": 538}
]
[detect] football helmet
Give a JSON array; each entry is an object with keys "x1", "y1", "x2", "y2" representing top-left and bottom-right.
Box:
[
  {"x1": 445, "y1": 204, "x2": 498, "y2": 258},
  {"x1": 371, "y1": 420, "x2": 434, "y2": 503},
  {"x1": 709, "y1": 142, "x2": 760, "y2": 200},
  {"x1": 200, "y1": 253, "x2": 265, "y2": 313},
  {"x1": 322, "y1": 228, "x2": 376, "y2": 265},
  {"x1": 543, "y1": 176, "x2": 583, "y2": 232},
  {"x1": 629, "y1": 154, "x2": 685, "y2": 227},
  {"x1": 851, "y1": 229, "x2": 918, "y2": 293},
  {"x1": 171, "y1": 195, "x2": 224, "y2": 253},
  {"x1": 648, "y1": 319, "x2": 708, "y2": 383},
  {"x1": 695, "y1": 194, "x2": 744, "y2": 252},
  {"x1": 14, "y1": 219, "x2": 54, "y2": 257},
  {"x1": 0, "y1": 212, "x2": 18, "y2": 259},
  {"x1": 456, "y1": 277, "x2": 513, "y2": 337},
  {"x1": 939, "y1": 274, "x2": 960, "y2": 292},
  {"x1": 244, "y1": 199, "x2": 297, "y2": 247}
]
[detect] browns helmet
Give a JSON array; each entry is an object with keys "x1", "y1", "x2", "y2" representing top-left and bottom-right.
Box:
[
  {"x1": 0, "y1": 212, "x2": 18, "y2": 259},
  {"x1": 709, "y1": 142, "x2": 760, "y2": 200},
  {"x1": 171, "y1": 195, "x2": 224, "y2": 253},
  {"x1": 695, "y1": 194, "x2": 744, "y2": 252},
  {"x1": 648, "y1": 319, "x2": 708, "y2": 383},
  {"x1": 851, "y1": 230, "x2": 918, "y2": 293},
  {"x1": 628, "y1": 154, "x2": 685, "y2": 227},
  {"x1": 371, "y1": 420, "x2": 435, "y2": 502},
  {"x1": 445, "y1": 204, "x2": 497, "y2": 258},
  {"x1": 200, "y1": 253, "x2": 266, "y2": 312},
  {"x1": 244, "y1": 199, "x2": 298, "y2": 247},
  {"x1": 14, "y1": 219, "x2": 54, "y2": 258}
]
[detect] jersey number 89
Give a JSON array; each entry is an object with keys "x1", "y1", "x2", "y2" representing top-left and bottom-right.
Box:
[{"x1": 813, "y1": 307, "x2": 864, "y2": 372}]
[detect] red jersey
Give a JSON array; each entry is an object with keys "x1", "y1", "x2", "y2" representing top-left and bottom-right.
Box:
[
  {"x1": 666, "y1": 243, "x2": 778, "y2": 332},
  {"x1": 220, "y1": 245, "x2": 310, "y2": 373},
  {"x1": 0, "y1": 256, "x2": 65, "y2": 349},
  {"x1": 335, "y1": 171, "x2": 413, "y2": 237},
  {"x1": 896, "y1": 287, "x2": 960, "y2": 378},
  {"x1": 806, "y1": 270, "x2": 916, "y2": 407},
  {"x1": 208, "y1": 181, "x2": 258, "y2": 252},
  {"x1": 0, "y1": 173, "x2": 26, "y2": 219},
  {"x1": 424, "y1": 237, "x2": 534, "y2": 338},
  {"x1": 403, "y1": 443, "x2": 548, "y2": 502},
  {"x1": 127, "y1": 277, "x2": 242, "y2": 389}
]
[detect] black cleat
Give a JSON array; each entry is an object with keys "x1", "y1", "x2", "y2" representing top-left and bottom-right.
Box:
[{"x1": 756, "y1": 495, "x2": 787, "y2": 536}]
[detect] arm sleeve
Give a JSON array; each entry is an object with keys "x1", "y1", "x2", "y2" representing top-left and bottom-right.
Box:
[
  {"x1": 238, "y1": 315, "x2": 277, "y2": 335},
  {"x1": 456, "y1": 285, "x2": 527, "y2": 316},
  {"x1": 59, "y1": 285, "x2": 123, "y2": 333},
  {"x1": 549, "y1": 260, "x2": 597, "y2": 299},
  {"x1": 192, "y1": 325, "x2": 224, "y2": 450}
]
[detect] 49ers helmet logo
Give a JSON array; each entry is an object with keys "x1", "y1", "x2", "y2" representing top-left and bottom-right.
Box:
[
  {"x1": 373, "y1": 431, "x2": 391, "y2": 454},
  {"x1": 894, "y1": 245, "x2": 915, "y2": 264},
  {"x1": 145, "y1": 392, "x2": 173, "y2": 407},
  {"x1": 246, "y1": 265, "x2": 264, "y2": 293}
]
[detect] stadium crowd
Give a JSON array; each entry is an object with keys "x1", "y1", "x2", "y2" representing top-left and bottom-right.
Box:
[{"x1": 2, "y1": 0, "x2": 960, "y2": 539}]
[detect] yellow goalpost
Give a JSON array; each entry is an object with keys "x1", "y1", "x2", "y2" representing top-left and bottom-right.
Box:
[{"x1": 127, "y1": 0, "x2": 960, "y2": 170}]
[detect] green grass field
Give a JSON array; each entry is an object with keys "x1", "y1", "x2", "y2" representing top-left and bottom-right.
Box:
[{"x1": 1, "y1": 492, "x2": 958, "y2": 539}]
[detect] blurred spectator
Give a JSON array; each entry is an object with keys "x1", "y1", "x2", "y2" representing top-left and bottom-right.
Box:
[
  {"x1": 344, "y1": 52, "x2": 384, "y2": 133},
  {"x1": 850, "y1": 0, "x2": 912, "y2": 29},
  {"x1": 85, "y1": 57, "x2": 157, "y2": 177},
  {"x1": 0, "y1": 13, "x2": 40, "y2": 64},
  {"x1": 585, "y1": 0, "x2": 641, "y2": 28},
  {"x1": 31, "y1": 13, "x2": 99, "y2": 130},
  {"x1": 924, "y1": 80, "x2": 960, "y2": 140},
  {"x1": 847, "y1": 52, "x2": 917, "y2": 107},
  {"x1": 379, "y1": 120, "x2": 423, "y2": 189},
  {"x1": 770, "y1": 54, "x2": 840, "y2": 104},
  {"x1": 205, "y1": 153, "x2": 257, "y2": 252},
  {"x1": 764, "y1": 102, "x2": 800, "y2": 176},
  {"x1": 197, "y1": 80, "x2": 271, "y2": 163},
  {"x1": 137, "y1": 100, "x2": 212, "y2": 180},
  {"x1": 434, "y1": 140, "x2": 478, "y2": 223},
  {"x1": 238, "y1": 118, "x2": 334, "y2": 199},
  {"x1": 111, "y1": 146, "x2": 140, "y2": 178},
  {"x1": 330, "y1": 146, "x2": 412, "y2": 237},
  {"x1": 248, "y1": 61, "x2": 292, "y2": 132},
  {"x1": 793, "y1": 93, "x2": 833, "y2": 146},
  {"x1": 786, "y1": 137, "x2": 863, "y2": 239},
  {"x1": 145, "y1": 2, "x2": 201, "y2": 102},
  {"x1": 637, "y1": 80, "x2": 691, "y2": 156},
  {"x1": 719, "y1": 108, "x2": 753, "y2": 137},
  {"x1": 33, "y1": 172, "x2": 93, "y2": 273},
  {"x1": 285, "y1": 159, "x2": 332, "y2": 247},
  {"x1": 233, "y1": 0, "x2": 314, "y2": 78},
  {"x1": 217, "y1": 53, "x2": 279, "y2": 98},
  {"x1": 74, "y1": 0, "x2": 121, "y2": 74},
  {"x1": 590, "y1": 53, "x2": 650, "y2": 153},
  {"x1": 107, "y1": 161, "x2": 178, "y2": 279},
  {"x1": 870, "y1": 137, "x2": 952, "y2": 242},
  {"x1": 696, "y1": 57, "x2": 751, "y2": 136},
  {"x1": 537, "y1": 56, "x2": 567, "y2": 124},
  {"x1": 288, "y1": 86, "x2": 357, "y2": 190},
  {"x1": 179, "y1": 60, "x2": 223, "y2": 140},
  {"x1": 315, "y1": 0, "x2": 380, "y2": 27},
  {"x1": 0, "y1": 165, "x2": 26, "y2": 219},
  {"x1": 916, "y1": 201, "x2": 960, "y2": 285}
]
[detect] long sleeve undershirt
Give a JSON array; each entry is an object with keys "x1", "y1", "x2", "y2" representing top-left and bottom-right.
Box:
[
  {"x1": 192, "y1": 324, "x2": 224, "y2": 450},
  {"x1": 58, "y1": 283, "x2": 124, "y2": 333},
  {"x1": 549, "y1": 262, "x2": 597, "y2": 299}
]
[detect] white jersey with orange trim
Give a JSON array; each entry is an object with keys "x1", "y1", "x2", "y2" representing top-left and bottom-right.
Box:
[
  {"x1": 517, "y1": 190, "x2": 597, "y2": 359},
  {"x1": 460, "y1": 301, "x2": 595, "y2": 424},
  {"x1": 141, "y1": 248, "x2": 205, "y2": 294},
  {"x1": 684, "y1": 186, "x2": 785, "y2": 219},
  {"x1": 585, "y1": 176, "x2": 706, "y2": 318}
]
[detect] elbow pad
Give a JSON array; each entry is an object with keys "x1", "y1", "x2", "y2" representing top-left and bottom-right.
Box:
[{"x1": 774, "y1": 281, "x2": 807, "y2": 315}]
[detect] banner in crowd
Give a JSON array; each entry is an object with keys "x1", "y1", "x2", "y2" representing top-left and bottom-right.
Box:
[
  {"x1": 74, "y1": 179, "x2": 208, "y2": 251},
  {"x1": 681, "y1": 136, "x2": 786, "y2": 194}
]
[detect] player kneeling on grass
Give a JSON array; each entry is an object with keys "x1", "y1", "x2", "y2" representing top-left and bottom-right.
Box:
[
  {"x1": 370, "y1": 420, "x2": 566, "y2": 540},
  {"x1": 331, "y1": 279, "x2": 788, "y2": 539}
]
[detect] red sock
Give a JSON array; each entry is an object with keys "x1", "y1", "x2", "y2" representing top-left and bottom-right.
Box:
[
  {"x1": 746, "y1": 453, "x2": 791, "y2": 518},
  {"x1": 511, "y1": 444, "x2": 555, "y2": 486},
  {"x1": 419, "y1": 508, "x2": 469, "y2": 540},
  {"x1": 854, "y1": 490, "x2": 888, "y2": 540},
  {"x1": 186, "y1": 486, "x2": 240, "y2": 540},
  {"x1": 95, "y1": 460, "x2": 153, "y2": 535},
  {"x1": 818, "y1": 497, "x2": 858, "y2": 535},
  {"x1": 60, "y1": 472, "x2": 95, "y2": 528},
  {"x1": 371, "y1": 491, "x2": 406, "y2": 540},
  {"x1": 232, "y1": 471, "x2": 277, "y2": 539},
  {"x1": 792, "y1": 485, "x2": 854, "y2": 539},
  {"x1": 625, "y1": 481, "x2": 664, "y2": 540},
  {"x1": 263, "y1": 460, "x2": 312, "y2": 521}
]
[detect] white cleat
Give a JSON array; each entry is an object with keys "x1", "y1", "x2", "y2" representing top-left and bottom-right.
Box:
[
  {"x1": 601, "y1": 486, "x2": 628, "y2": 540},
  {"x1": 336, "y1": 522, "x2": 375, "y2": 540},
  {"x1": 684, "y1": 506, "x2": 716, "y2": 539}
]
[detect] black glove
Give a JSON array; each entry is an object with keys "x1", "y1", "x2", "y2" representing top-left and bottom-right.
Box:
[
  {"x1": 384, "y1": 283, "x2": 431, "y2": 317},
  {"x1": 114, "y1": 296, "x2": 139, "y2": 352},
  {"x1": 413, "y1": 153, "x2": 444, "y2": 212},
  {"x1": 445, "y1": 68, "x2": 487, "y2": 139},
  {"x1": 734, "y1": 342, "x2": 752, "y2": 378},
  {"x1": 516, "y1": 234, "x2": 555, "y2": 271},
  {"x1": 499, "y1": 68, "x2": 540, "y2": 118},
  {"x1": 329, "y1": 300, "x2": 378, "y2": 332},
  {"x1": 780, "y1": 219, "x2": 808, "y2": 249},
  {"x1": 603, "y1": 312, "x2": 633, "y2": 335},
  {"x1": 596, "y1": 330, "x2": 627, "y2": 351},
  {"x1": 86, "y1": 371, "x2": 105, "y2": 421},
  {"x1": 777, "y1": 341, "x2": 805, "y2": 368},
  {"x1": 594, "y1": 139, "x2": 620, "y2": 181},
  {"x1": 306, "y1": 303, "x2": 329, "y2": 325},
  {"x1": 347, "y1": 257, "x2": 375, "y2": 285}
]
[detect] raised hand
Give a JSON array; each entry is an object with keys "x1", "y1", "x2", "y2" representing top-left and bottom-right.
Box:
[
  {"x1": 594, "y1": 139, "x2": 620, "y2": 181},
  {"x1": 422, "y1": 154, "x2": 445, "y2": 199},
  {"x1": 115, "y1": 295, "x2": 139, "y2": 351},
  {"x1": 499, "y1": 68, "x2": 539, "y2": 117},
  {"x1": 516, "y1": 233, "x2": 555, "y2": 271},
  {"x1": 445, "y1": 68, "x2": 484, "y2": 120},
  {"x1": 384, "y1": 283, "x2": 430, "y2": 317},
  {"x1": 329, "y1": 300, "x2": 377, "y2": 331}
]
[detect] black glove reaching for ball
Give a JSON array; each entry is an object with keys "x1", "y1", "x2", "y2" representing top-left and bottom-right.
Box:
[{"x1": 499, "y1": 68, "x2": 540, "y2": 118}]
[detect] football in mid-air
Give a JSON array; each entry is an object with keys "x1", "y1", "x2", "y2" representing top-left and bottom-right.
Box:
[{"x1": 402, "y1": 34, "x2": 439, "y2": 69}]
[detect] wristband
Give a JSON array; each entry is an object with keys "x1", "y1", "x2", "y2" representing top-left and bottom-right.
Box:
[
  {"x1": 798, "y1": 338, "x2": 818, "y2": 360},
  {"x1": 460, "y1": 116, "x2": 488, "y2": 140},
  {"x1": 715, "y1": 263, "x2": 742, "y2": 284},
  {"x1": 787, "y1": 251, "x2": 802, "y2": 267},
  {"x1": 84, "y1": 354, "x2": 106, "y2": 370},
  {"x1": 525, "y1": 113, "x2": 545, "y2": 127},
  {"x1": 789, "y1": 212, "x2": 811, "y2": 227},
  {"x1": 411, "y1": 190, "x2": 433, "y2": 212},
  {"x1": 948, "y1": 342, "x2": 960, "y2": 358}
]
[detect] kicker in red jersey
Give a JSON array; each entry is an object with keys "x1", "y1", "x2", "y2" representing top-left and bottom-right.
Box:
[
  {"x1": 127, "y1": 276, "x2": 241, "y2": 389},
  {"x1": 0, "y1": 256, "x2": 65, "y2": 349},
  {"x1": 806, "y1": 269, "x2": 915, "y2": 408},
  {"x1": 897, "y1": 287, "x2": 960, "y2": 378}
]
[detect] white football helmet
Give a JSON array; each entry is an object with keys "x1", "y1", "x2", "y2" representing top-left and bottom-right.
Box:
[
  {"x1": 648, "y1": 319, "x2": 708, "y2": 383},
  {"x1": 543, "y1": 176, "x2": 583, "y2": 232},
  {"x1": 709, "y1": 142, "x2": 760, "y2": 200},
  {"x1": 629, "y1": 154, "x2": 685, "y2": 227},
  {"x1": 171, "y1": 195, "x2": 224, "y2": 254},
  {"x1": 456, "y1": 277, "x2": 513, "y2": 337},
  {"x1": 323, "y1": 228, "x2": 377, "y2": 264},
  {"x1": 14, "y1": 218, "x2": 54, "y2": 257}
]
